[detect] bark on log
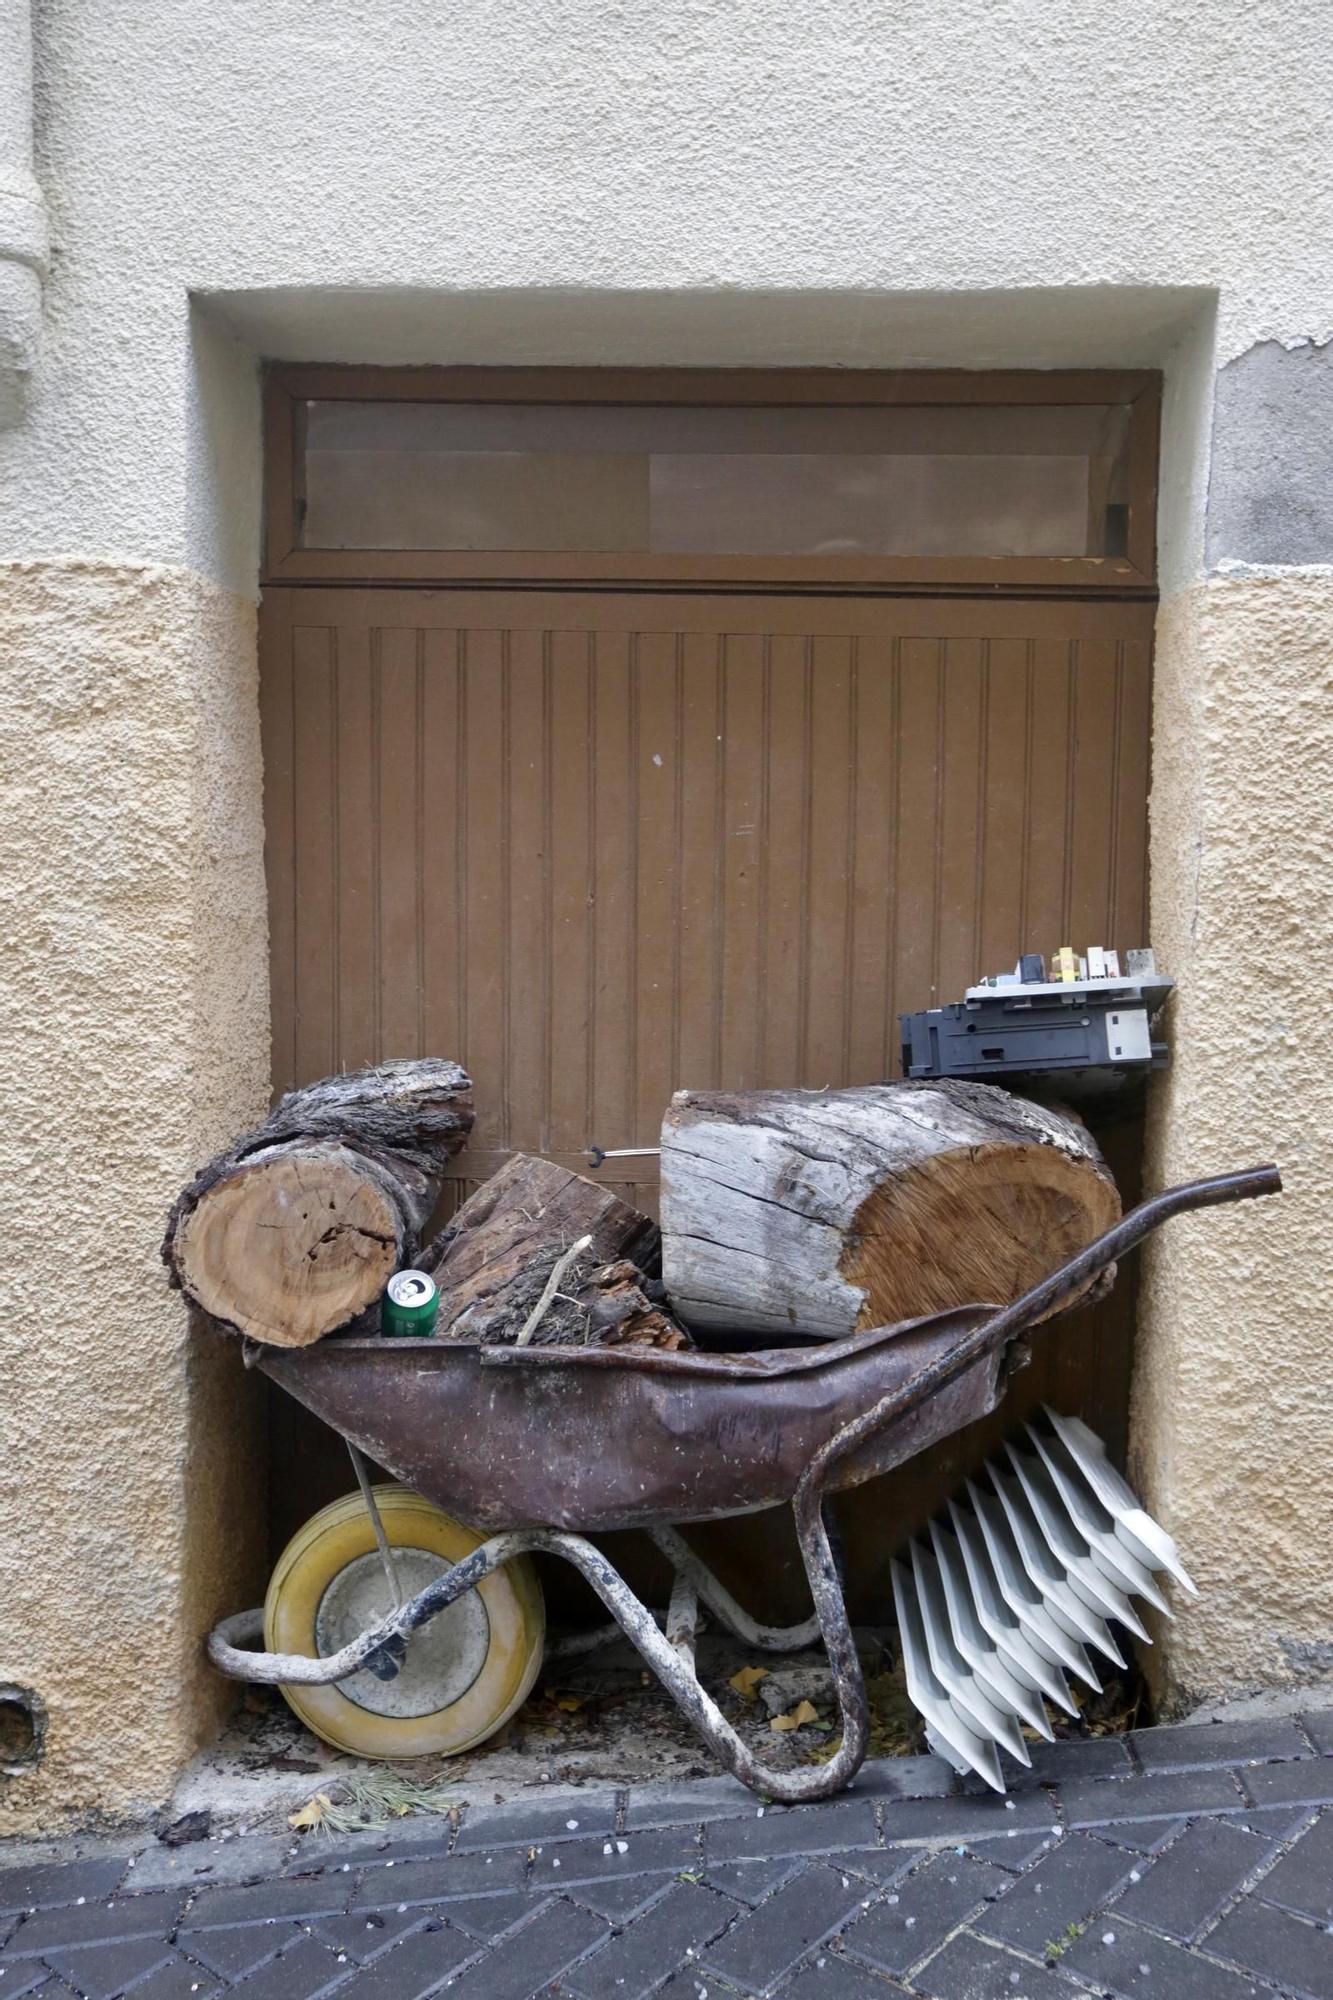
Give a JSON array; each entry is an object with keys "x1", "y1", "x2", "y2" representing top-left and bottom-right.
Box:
[
  {"x1": 660, "y1": 1079, "x2": 1120, "y2": 1341},
  {"x1": 425, "y1": 1152, "x2": 666, "y2": 1345},
  {"x1": 163, "y1": 1059, "x2": 474, "y2": 1347}
]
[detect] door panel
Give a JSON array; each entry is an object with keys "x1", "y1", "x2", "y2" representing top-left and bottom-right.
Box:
[
  {"x1": 261, "y1": 587, "x2": 1153, "y2": 1601},
  {"x1": 261, "y1": 589, "x2": 1152, "y2": 1217}
]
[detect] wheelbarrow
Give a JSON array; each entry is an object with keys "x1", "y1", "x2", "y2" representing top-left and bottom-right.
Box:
[{"x1": 210, "y1": 1166, "x2": 1278, "y2": 1804}]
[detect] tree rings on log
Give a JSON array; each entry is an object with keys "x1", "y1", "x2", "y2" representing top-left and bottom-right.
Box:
[{"x1": 170, "y1": 1142, "x2": 411, "y2": 1347}]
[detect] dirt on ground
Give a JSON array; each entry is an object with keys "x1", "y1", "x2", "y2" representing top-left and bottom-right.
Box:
[{"x1": 169, "y1": 1622, "x2": 1142, "y2": 1839}]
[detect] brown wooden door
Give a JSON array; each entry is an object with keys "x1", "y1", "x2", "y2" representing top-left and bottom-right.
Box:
[
  {"x1": 260, "y1": 584, "x2": 1153, "y2": 1597},
  {"x1": 261, "y1": 588, "x2": 1151, "y2": 1209}
]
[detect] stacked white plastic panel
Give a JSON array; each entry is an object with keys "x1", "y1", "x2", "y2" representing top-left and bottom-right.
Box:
[{"x1": 891, "y1": 1409, "x2": 1195, "y2": 1792}]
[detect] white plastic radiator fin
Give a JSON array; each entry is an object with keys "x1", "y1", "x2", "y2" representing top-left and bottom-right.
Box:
[{"x1": 893, "y1": 1409, "x2": 1193, "y2": 1792}]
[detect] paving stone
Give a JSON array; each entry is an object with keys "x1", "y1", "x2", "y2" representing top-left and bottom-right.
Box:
[
  {"x1": 840, "y1": 1852, "x2": 1010, "y2": 1977},
  {"x1": 1208, "y1": 1893, "x2": 1333, "y2": 2000},
  {"x1": 528, "y1": 1826, "x2": 701, "y2": 1891},
  {"x1": 424, "y1": 1892, "x2": 532, "y2": 1941},
  {"x1": 1063, "y1": 1913, "x2": 1275, "y2": 1998},
  {"x1": 772, "y1": 1953, "x2": 907, "y2": 1998},
  {"x1": 881, "y1": 1790, "x2": 1058, "y2": 1849},
  {"x1": 974, "y1": 1832, "x2": 1135, "y2": 1956},
  {"x1": 350, "y1": 1847, "x2": 527, "y2": 1907},
  {"x1": 224, "y1": 1934, "x2": 347, "y2": 1996},
  {"x1": 1256, "y1": 1812, "x2": 1333, "y2": 1920},
  {"x1": 837, "y1": 1849, "x2": 917, "y2": 1888},
  {"x1": 623, "y1": 1775, "x2": 753, "y2": 1832},
  {"x1": 910, "y1": 1930, "x2": 1069, "y2": 1997},
  {"x1": 308, "y1": 1904, "x2": 426, "y2": 1962},
  {"x1": 141, "y1": 1836, "x2": 295, "y2": 1892},
  {"x1": 436, "y1": 1897, "x2": 609, "y2": 1997},
  {"x1": 454, "y1": 1789, "x2": 619, "y2": 1851},
  {"x1": 847, "y1": 1752, "x2": 955, "y2": 1803},
  {"x1": 699, "y1": 1861, "x2": 869, "y2": 1994},
  {"x1": 1244, "y1": 1758, "x2": 1333, "y2": 1809},
  {"x1": 1301, "y1": 1709, "x2": 1333, "y2": 1756},
  {"x1": 184, "y1": 1874, "x2": 349, "y2": 1928},
  {"x1": 655, "y1": 1967, "x2": 749, "y2": 1997},
  {"x1": 1057, "y1": 1766, "x2": 1244, "y2": 1828},
  {"x1": 1091, "y1": 1817, "x2": 1187, "y2": 1854},
  {"x1": 0, "y1": 1861, "x2": 129, "y2": 1918},
  {"x1": 704, "y1": 1801, "x2": 878, "y2": 1864},
  {"x1": 1008, "y1": 1734, "x2": 1133, "y2": 1787},
  {"x1": 6, "y1": 1892, "x2": 185, "y2": 1957},
  {"x1": 176, "y1": 1921, "x2": 296, "y2": 1980},
  {"x1": 40, "y1": 1934, "x2": 177, "y2": 1998},
  {"x1": 566, "y1": 1881, "x2": 740, "y2": 1999},
  {"x1": 0, "y1": 1958, "x2": 55, "y2": 1998},
  {"x1": 330, "y1": 1920, "x2": 476, "y2": 1995},
  {"x1": 965, "y1": 1831, "x2": 1062, "y2": 1873},
  {"x1": 1130, "y1": 1717, "x2": 1311, "y2": 1773},
  {"x1": 113, "y1": 1956, "x2": 223, "y2": 1999},
  {"x1": 292, "y1": 1827, "x2": 454, "y2": 1873},
  {"x1": 1233, "y1": 1805, "x2": 1320, "y2": 1839},
  {"x1": 569, "y1": 1875, "x2": 682, "y2": 1924},
  {"x1": 1112, "y1": 1819, "x2": 1273, "y2": 1941},
  {"x1": 703, "y1": 1858, "x2": 803, "y2": 1907}
]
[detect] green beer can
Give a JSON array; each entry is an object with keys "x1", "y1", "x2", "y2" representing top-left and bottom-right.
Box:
[{"x1": 382, "y1": 1268, "x2": 440, "y2": 1337}]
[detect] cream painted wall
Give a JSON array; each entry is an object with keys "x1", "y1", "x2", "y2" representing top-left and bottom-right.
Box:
[
  {"x1": 1, "y1": 0, "x2": 1331, "y2": 1828},
  {"x1": 1, "y1": 1, "x2": 1332, "y2": 589}
]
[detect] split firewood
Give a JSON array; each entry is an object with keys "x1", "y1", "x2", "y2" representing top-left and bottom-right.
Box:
[
  {"x1": 660, "y1": 1079, "x2": 1120, "y2": 1341},
  {"x1": 163, "y1": 1059, "x2": 474, "y2": 1347},
  {"x1": 582, "y1": 1259, "x2": 692, "y2": 1350},
  {"x1": 424, "y1": 1153, "x2": 688, "y2": 1346}
]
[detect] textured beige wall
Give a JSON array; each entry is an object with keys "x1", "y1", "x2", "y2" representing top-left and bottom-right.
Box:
[
  {"x1": 1136, "y1": 573, "x2": 1333, "y2": 1709},
  {"x1": 0, "y1": 560, "x2": 269, "y2": 1834}
]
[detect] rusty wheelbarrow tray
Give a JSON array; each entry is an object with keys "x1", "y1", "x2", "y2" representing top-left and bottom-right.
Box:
[{"x1": 211, "y1": 1166, "x2": 1279, "y2": 1803}]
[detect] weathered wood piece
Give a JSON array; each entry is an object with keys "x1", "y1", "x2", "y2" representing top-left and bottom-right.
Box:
[
  {"x1": 660, "y1": 1080, "x2": 1120, "y2": 1340},
  {"x1": 425, "y1": 1153, "x2": 667, "y2": 1345},
  {"x1": 164, "y1": 1059, "x2": 474, "y2": 1347},
  {"x1": 582, "y1": 1259, "x2": 692, "y2": 1350}
]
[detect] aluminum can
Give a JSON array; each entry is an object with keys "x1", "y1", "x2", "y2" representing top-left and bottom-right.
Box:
[{"x1": 382, "y1": 1268, "x2": 440, "y2": 1338}]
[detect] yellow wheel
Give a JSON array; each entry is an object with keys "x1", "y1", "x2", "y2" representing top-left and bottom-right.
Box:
[{"x1": 264, "y1": 1485, "x2": 544, "y2": 1760}]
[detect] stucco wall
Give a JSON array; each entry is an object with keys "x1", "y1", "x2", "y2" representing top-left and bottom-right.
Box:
[
  {"x1": 1, "y1": 0, "x2": 1331, "y2": 1829},
  {"x1": 1135, "y1": 573, "x2": 1333, "y2": 1706},
  {"x1": 0, "y1": 561, "x2": 269, "y2": 1832}
]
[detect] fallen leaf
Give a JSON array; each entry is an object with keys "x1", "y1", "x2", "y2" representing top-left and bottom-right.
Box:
[
  {"x1": 288, "y1": 1792, "x2": 332, "y2": 1831},
  {"x1": 769, "y1": 1699, "x2": 820, "y2": 1733},
  {"x1": 728, "y1": 1666, "x2": 770, "y2": 1700}
]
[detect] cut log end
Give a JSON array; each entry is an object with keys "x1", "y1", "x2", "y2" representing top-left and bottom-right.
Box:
[
  {"x1": 844, "y1": 1139, "x2": 1122, "y2": 1329},
  {"x1": 171, "y1": 1148, "x2": 403, "y2": 1347}
]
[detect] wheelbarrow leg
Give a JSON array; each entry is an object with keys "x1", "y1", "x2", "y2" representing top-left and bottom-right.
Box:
[{"x1": 648, "y1": 1524, "x2": 821, "y2": 1653}]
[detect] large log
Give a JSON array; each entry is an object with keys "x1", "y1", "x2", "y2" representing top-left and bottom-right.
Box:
[
  {"x1": 660, "y1": 1080, "x2": 1120, "y2": 1340},
  {"x1": 425, "y1": 1152, "x2": 665, "y2": 1345},
  {"x1": 164, "y1": 1059, "x2": 474, "y2": 1347}
]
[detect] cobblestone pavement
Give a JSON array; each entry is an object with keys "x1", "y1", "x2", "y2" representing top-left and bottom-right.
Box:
[{"x1": 2, "y1": 1710, "x2": 1332, "y2": 1998}]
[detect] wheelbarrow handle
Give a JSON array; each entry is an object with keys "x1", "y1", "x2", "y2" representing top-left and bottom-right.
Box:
[
  {"x1": 970, "y1": 1162, "x2": 1281, "y2": 1355},
  {"x1": 795, "y1": 1163, "x2": 1282, "y2": 1526}
]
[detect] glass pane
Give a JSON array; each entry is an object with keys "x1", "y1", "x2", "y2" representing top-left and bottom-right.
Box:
[{"x1": 299, "y1": 398, "x2": 1133, "y2": 558}]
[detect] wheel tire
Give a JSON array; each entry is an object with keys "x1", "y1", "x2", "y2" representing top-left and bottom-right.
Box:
[{"x1": 264, "y1": 1485, "x2": 544, "y2": 1760}]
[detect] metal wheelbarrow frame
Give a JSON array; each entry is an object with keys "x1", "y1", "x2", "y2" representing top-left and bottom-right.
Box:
[{"x1": 210, "y1": 1166, "x2": 1278, "y2": 1803}]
